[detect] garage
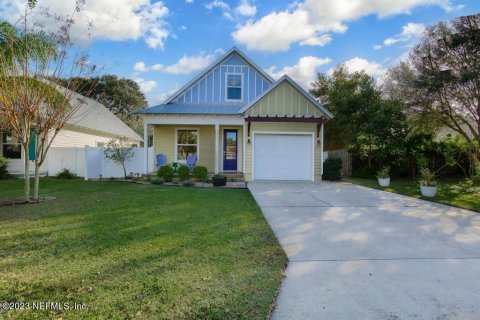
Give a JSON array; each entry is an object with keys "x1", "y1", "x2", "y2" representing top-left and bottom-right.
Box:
[{"x1": 253, "y1": 133, "x2": 313, "y2": 181}]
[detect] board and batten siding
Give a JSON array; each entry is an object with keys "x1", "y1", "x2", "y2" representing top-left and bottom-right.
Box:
[
  {"x1": 245, "y1": 80, "x2": 324, "y2": 117},
  {"x1": 173, "y1": 54, "x2": 271, "y2": 105},
  {"x1": 244, "y1": 122, "x2": 322, "y2": 181},
  {"x1": 242, "y1": 80, "x2": 329, "y2": 182}
]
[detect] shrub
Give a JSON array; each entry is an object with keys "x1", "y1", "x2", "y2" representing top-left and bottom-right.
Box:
[
  {"x1": 151, "y1": 177, "x2": 165, "y2": 185},
  {"x1": 182, "y1": 179, "x2": 195, "y2": 187},
  {"x1": 376, "y1": 166, "x2": 390, "y2": 179},
  {"x1": 418, "y1": 167, "x2": 436, "y2": 186},
  {"x1": 323, "y1": 157, "x2": 342, "y2": 181},
  {"x1": 157, "y1": 165, "x2": 174, "y2": 181},
  {"x1": 177, "y1": 165, "x2": 190, "y2": 181},
  {"x1": 0, "y1": 155, "x2": 9, "y2": 179},
  {"x1": 192, "y1": 165, "x2": 208, "y2": 181},
  {"x1": 56, "y1": 168, "x2": 76, "y2": 179}
]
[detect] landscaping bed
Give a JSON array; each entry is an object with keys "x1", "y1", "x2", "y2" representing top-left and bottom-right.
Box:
[
  {"x1": 0, "y1": 179, "x2": 286, "y2": 319},
  {"x1": 346, "y1": 177, "x2": 480, "y2": 212}
]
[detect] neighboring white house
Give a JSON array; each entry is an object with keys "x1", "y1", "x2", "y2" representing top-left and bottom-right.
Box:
[{"x1": 1, "y1": 90, "x2": 142, "y2": 176}]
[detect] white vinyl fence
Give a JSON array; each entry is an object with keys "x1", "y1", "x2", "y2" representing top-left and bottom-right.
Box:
[{"x1": 47, "y1": 146, "x2": 154, "y2": 179}]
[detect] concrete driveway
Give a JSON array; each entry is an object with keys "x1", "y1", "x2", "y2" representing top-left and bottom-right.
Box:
[{"x1": 248, "y1": 181, "x2": 480, "y2": 320}]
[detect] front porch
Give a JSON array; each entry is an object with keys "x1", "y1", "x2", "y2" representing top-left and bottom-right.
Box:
[{"x1": 143, "y1": 115, "x2": 245, "y2": 175}]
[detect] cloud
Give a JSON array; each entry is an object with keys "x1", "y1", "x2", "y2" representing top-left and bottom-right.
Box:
[
  {"x1": 383, "y1": 22, "x2": 426, "y2": 46},
  {"x1": 155, "y1": 87, "x2": 180, "y2": 104},
  {"x1": 235, "y1": 0, "x2": 257, "y2": 17},
  {"x1": 267, "y1": 56, "x2": 332, "y2": 88},
  {"x1": 232, "y1": 0, "x2": 454, "y2": 52},
  {"x1": 134, "y1": 61, "x2": 147, "y2": 73},
  {"x1": 205, "y1": 0, "x2": 233, "y2": 20},
  {"x1": 0, "y1": 0, "x2": 171, "y2": 50},
  {"x1": 134, "y1": 49, "x2": 224, "y2": 75},
  {"x1": 373, "y1": 44, "x2": 383, "y2": 50},
  {"x1": 300, "y1": 34, "x2": 332, "y2": 47},
  {"x1": 332, "y1": 57, "x2": 386, "y2": 76},
  {"x1": 135, "y1": 78, "x2": 157, "y2": 93},
  {"x1": 185, "y1": 0, "x2": 193, "y2": 3}
]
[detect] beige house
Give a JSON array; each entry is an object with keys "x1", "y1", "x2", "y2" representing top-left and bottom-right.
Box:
[
  {"x1": 1, "y1": 90, "x2": 142, "y2": 176},
  {"x1": 138, "y1": 48, "x2": 333, "y2": 181}
]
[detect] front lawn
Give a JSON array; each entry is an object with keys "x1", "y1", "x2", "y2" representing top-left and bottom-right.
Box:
[
  {"x1": 0, "y1": 179, "x2": 286, "y2": 319},
  {"x1": 346, "y1": 177, "x2": 480, "y2": 212}
]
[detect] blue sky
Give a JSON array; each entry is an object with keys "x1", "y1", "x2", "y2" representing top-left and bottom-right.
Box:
[{"x1": 1, "y1": 0, "x2": 479, "y2": 105}]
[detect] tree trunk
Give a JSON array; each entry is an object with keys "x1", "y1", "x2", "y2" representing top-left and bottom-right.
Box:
[
  {"x1": 23, "y1": 145, "x2": 30, "y2": 201},
  {"x1": 123, "y1": 165, "x2": 127, "y2": 180},
  {"x1": 33, "y1": 163, "x2": 40, "y2": 200}
]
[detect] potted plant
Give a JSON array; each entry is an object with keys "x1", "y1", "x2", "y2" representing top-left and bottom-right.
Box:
[
  {"x1": 376, "y1": 166, "x2": 390, "y2": 187},
  {"x1": 212, "y1": 173, "x2": 227, "y2": 187},
  {"x1": 418, "y1": 167, "x2": 437, "y2": 197}
]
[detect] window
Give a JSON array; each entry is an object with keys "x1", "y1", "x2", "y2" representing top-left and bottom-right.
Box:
[
  {"x1": 176, "y1": 129, "x2": 198, "y2": 161},
  {"x1": 226, "y1": 74, "x2": 242, "y2": 101},
  {"x1": 2, "y1": 132, "x2": 21, "y2": 159}
]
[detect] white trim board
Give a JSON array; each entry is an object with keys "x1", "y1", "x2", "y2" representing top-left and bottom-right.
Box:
[{"x1": 144, "y1": 115, "x2": 244, "y2": 126}]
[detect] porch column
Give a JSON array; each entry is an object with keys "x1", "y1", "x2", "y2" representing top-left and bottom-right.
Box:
[
  {"x1": 320, "y1": 123, "x2": 324, "y2": 174},
  {"x1": 214, "y1": 124, "x2": 219, "y2": 174},
  {"x1": 143, "y1": 121, "x2": 148, "y2": 174}
]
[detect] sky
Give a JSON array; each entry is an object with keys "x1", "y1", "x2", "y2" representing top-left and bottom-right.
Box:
[{"x1": 1, "y1": 0, "x2": 479, "y2": 106}]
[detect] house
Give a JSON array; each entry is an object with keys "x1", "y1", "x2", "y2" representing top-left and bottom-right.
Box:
[
  {"x1": 138, "y1": 47, "x2": 333, "y2": 181},
  {"x1": 1, "y1": 89, "x2": 142, "y2": 176}
]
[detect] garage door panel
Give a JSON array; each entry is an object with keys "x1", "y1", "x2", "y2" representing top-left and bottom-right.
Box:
[{"x1": 253, "y1": 134, "x2": 312, "y2": 181}]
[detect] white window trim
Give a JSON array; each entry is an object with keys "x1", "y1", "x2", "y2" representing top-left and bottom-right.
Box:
[
  {"x1": 175, "y1": 128, "x2": 200, "y2": 163},
  {"x1": 1, "y1": 131, "x2": 22, "y2": 159},
  {"x1": 225, "y1": 72, "x2": 244, "y2": 102}
]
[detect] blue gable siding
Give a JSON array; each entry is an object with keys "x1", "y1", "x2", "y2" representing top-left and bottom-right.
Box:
[{"x1": 172, "y1": 53, "x2": 272, "y2": 106}]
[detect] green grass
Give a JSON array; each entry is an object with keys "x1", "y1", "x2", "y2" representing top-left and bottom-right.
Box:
[
  {"x1": 346, "y1": 177, "x2": 480, "y2": 212},
  {"x1": 0, "y1": 179, "x2": 287, "y2": 319}
]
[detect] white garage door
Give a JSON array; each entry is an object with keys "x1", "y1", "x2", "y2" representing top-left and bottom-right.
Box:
[{"x1": 253, "y1": 134, "x2": 313, "y2": 180}]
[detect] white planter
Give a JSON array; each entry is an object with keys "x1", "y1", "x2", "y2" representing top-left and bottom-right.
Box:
[
  {"x1": 378, "y1": 178, "x2": 390, "y2": 187},
  {"x1": 420, "y1": 186, "x2": 437, "y2": 197}
]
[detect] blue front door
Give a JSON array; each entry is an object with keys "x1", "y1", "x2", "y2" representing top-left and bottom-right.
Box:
[{"x1": 223, "y1": 129, "x2": 237, "y2": 171}]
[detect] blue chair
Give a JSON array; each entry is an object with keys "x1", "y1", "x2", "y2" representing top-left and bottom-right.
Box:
[
  {"x1": 156, "y1": 154, "x2": 167, "y2": 168},
  {"x1": 186, "y1": 155, "x2": 197, "y2": 171}
]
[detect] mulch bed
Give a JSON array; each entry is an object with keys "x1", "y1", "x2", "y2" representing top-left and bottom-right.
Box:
[{"x1": 0, "y1": 196, "x2": 56, "y2": 207}]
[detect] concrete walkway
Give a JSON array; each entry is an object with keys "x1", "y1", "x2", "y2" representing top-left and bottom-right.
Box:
[{"x1": 248, "y1": 181, "x2": 480, "y2": 320}]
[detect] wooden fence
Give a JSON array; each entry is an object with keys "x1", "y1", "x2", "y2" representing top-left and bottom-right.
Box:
[{"x1": 325, "y1": 149, "x2": 352, "y2": 177}]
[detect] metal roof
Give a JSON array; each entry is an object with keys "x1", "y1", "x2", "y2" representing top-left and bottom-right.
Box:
[{"x1": 137, "y1": 103, "x2": 245, "y2": 115}]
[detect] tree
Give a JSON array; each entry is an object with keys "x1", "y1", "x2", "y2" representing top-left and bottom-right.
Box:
[
  {"x1": 385, "y1": 14, "x2": 480, "y2": 176},
  {"x1": 55, "y1": 75, "x2": 147, "y2": 134},
  {"x1": 0, "y1": 19, "x2": 58, "y2": 200},
  {"x1": 104, "y1": 137, "x2": 135, "y2": 179},
  {"x1": 310, "y1": 65, "x2": 408, "y2": 169},
  {"x1": 0, "y1": 3, "x2": 96, "y2": 200},
  {"x1": 310, "y1": 65, "x2": 381, "y2": 150}
]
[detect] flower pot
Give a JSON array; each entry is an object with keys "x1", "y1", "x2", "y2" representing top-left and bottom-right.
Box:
[
  {"x1": 378, "y1": 178, "x2": 390, "y2": 187},
  {"x1": 420, "y1": 186, "x2": 437, "y2": 197},
  {"x1": 212, "y1": 177, "x2": 227, "y2": 187}
]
